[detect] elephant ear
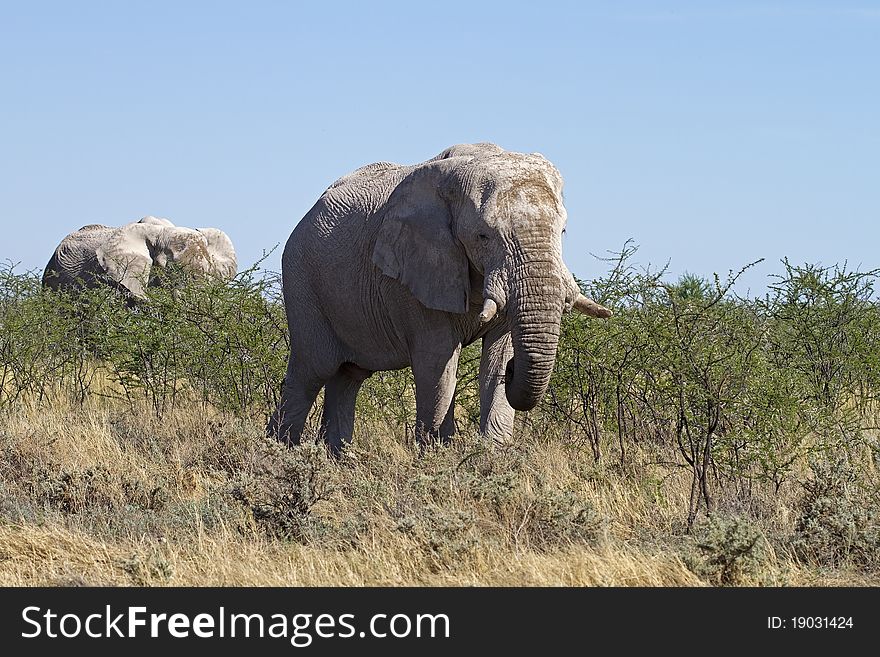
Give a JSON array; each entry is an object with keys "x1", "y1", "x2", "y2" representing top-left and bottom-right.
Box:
[
  {"x1": 196, "y1": 228, "x2": 237, "y2": 279},
  {"x1": 371, "y1": 171, "x2": 470, "y2": 314},
  {"x1": 95, "y1": 225, "x2": 155, "y2": 299}
]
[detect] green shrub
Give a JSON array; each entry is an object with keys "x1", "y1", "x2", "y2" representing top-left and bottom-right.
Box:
[
  {"x1": 791, "y1": 458, "x2": 880, "y2": 568},
  {"x1": 686, "y1": 514, "x2": 773, "y2": 586},
  {"x1": 34, "y1": 465, "x2": 169, "y2": 515},
  {"x1": 395, "y1": 505, "x2": 483, "y2": 571},
  {"x1": 230, "y1": 441, "x2": 337, "y2": 541}
]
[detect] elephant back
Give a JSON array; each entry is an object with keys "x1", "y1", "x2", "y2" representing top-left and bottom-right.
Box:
[
  {"x1": 428, "y1": 143, "x2": 504, "y2": 162},
  {"x1": 43, "y1": 225, "x2": 114, "y2": 291},
  {"x1": 137, "y1": 215, "x2": 175, "y2": 227},
  {"x1": 326, "y1": 161, "x2": 401, "y2": 191}
]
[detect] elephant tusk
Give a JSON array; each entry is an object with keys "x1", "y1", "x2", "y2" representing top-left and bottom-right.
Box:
[
  {"x1": 479, "y1": 298, "x2": 498, "y2": 323},
  {"x1": 572, "y1": 294, "x2": 613, "y2": 318}
]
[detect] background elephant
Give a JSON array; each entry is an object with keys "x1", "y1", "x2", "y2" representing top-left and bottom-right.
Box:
[
  {"x1": 42, "y1": 215, "x2": 237, "y2": 299},
  {"x1": 268, "y1": 143, "x2": 611, "y2": 454}
]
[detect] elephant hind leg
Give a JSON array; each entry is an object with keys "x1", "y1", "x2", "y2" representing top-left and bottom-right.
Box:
[
  {"x1": 267, "y1": 362, "x2": 324, "y2": 447},
  {"x1": 320, "y1": 363, "x2": 372, "y2": 457}
]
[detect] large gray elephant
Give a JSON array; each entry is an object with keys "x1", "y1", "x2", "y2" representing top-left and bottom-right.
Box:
[
  {"x1": 268, "y1": 143, "x2": 611, "y2": 454},
  {"x1": 43, "y1": 215, "x2": 237, "y2": 299}
]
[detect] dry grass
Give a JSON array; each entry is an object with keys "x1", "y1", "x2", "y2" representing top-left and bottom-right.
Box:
[{"x1": 0, "y1": 399, "x2": 877, "y2": 587}]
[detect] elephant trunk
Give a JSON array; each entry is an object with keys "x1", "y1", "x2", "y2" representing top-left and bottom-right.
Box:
[{"x1": 504, "y1": 257, "x2": 565, "y2": 412}]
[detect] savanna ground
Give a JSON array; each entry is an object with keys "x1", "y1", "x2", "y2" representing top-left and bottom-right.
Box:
[{"x1": 1, "y1": 244, "x2": 879, "y2": 586}]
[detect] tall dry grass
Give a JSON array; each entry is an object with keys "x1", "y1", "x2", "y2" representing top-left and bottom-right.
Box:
[{"x1": 1, "y1": 397, "x2": 876, "y2": 586}]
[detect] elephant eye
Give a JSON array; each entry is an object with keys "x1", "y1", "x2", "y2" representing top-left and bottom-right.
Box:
[{"x1": 478, "y1": 233, "x2": 490, "y2": 244}]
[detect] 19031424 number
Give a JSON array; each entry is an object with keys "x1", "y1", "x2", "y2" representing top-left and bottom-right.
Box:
[{"x1": 792, "y1": 617, "x2": 853, "y2": 629}]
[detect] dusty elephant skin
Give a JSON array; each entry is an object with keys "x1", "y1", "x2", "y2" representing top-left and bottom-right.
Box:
[
  {"x1": 42, "y1": 215, "x2": 238, "y2": 300},
  {"x1": 268, "y1": 143, "x2": 611, "y2": 454}
]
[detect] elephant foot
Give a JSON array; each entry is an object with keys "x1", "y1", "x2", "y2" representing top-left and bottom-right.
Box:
[
  {"x1": 414, "y1": 423, "x2": 454, "y2": 451},
  {"x1": 322, "y1": 434, "x2": 349, "y2": 459},
  {"x1": 266, "y1": 413, "x2": 303, "y2": 448}
]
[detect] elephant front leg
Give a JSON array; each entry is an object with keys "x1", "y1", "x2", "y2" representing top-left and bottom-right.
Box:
[
  {"x1": 412, "y1": 343, "x2": 461, "y2": 447},
  {"x1": 479, "y1": 327, "x2": 515, "y2": 445}
]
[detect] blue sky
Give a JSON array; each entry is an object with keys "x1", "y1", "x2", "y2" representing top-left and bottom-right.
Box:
[{"x1": 1, "y1": 1, "x2": 877, "y2": 295}]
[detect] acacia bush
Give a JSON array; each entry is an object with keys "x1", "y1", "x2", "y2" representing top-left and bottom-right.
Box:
[
  {"x1": 0, "y1": 261, "x2": 287, "y2": 417},
  {"x1": 538, "y1": 245, "x2": 880, "y2": 534}
]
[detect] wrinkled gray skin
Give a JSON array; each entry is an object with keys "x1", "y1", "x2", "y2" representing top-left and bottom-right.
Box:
[
  {"x1": 43, "y1": 216, "x2": 238, "y2": 300},
  {"x1": 268, "y1": 143, "x2": 611, "y2": 454}
]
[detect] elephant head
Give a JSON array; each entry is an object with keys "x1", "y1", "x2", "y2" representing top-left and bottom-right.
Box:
[
  {"x1": 372, "y1": 146, "x2": 610, "y2": 412},
  {"x1": 94, "y1": 219, "x2": 237, "y2": 298}
]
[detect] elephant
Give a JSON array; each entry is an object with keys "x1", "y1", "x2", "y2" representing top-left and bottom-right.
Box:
[
  {"x1": 42, "y1": 215, "x2": 238, "y2": 299},
  {"x1": 267, "y1": 143, "x2": 611, "y2": 455}
]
